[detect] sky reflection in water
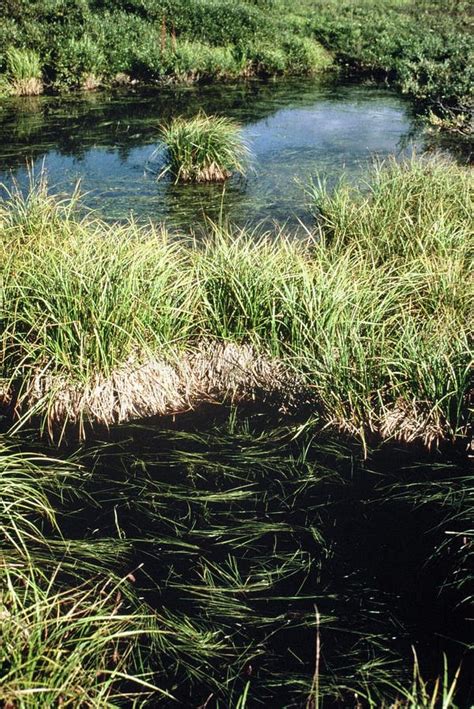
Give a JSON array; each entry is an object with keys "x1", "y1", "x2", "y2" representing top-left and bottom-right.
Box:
[{"x1": 0, "y1": 78, "x2": 423, "y2": 232}]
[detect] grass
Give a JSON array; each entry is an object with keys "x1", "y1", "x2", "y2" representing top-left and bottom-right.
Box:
[
  {"x1": 378, "y1": 652, "x2": 462, "y2": 708},
  {"x1": 5, "y1": 47, "x2": 43, "y2": 96},
  {"x1": 0, "y1": 0, "x2": 334, "y2": 92},
  {"x1": 0, "y1": 564, "x2": 172, "y2": 707},
  {"x1": 0, "y1": 437, "x2": 173, "y2": 706},
  {"x1": 0, "y1": 156, "x2": 472, "y2": 444},
  {"x1": 159, "y1": 113, "x2": 249, "y2": 183}
]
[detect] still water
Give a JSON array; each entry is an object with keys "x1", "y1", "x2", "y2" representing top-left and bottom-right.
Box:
[
  {"x1": 0, "y1": 77, "x2": 428, "y2": 231},
  {"x1": 62, "y1": 415, "x2": 472, "y2": 706}
]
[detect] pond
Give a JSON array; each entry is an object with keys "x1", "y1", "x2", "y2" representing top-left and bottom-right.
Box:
[
  {"x1": 45, "y1": 415, "x2": 473, "y2": 705},
  {"x1": 0, "y1": 77, "x2": 434, "y2": 232}
]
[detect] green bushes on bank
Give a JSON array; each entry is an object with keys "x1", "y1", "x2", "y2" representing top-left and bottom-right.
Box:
[
  {"x1": 1, "y1": 0, "x2": 471, "y2": 130},
  {"x1": 0, "y1": 0, "x2": 334, "y2": 94},
  {"x1": 307, "y1": 0, "x2": 473, "y2": 129}
]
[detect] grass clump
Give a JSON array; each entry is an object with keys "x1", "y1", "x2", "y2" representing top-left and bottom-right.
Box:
[
  {"x1": 0, "y1": 438, "x2": 171, "y2": 706},
  {"x1": 0, "y1": 157, "x2": 471, "y2": 445},
  {"x1": 6, "y1": 47, "x2": 43, "y2": 96},
  {"x1": 159, "y1": 113, "x2": 249, "y2": 182},
  {"x1": 0, "y1": 564, "x2": 169, "y2": 707}
]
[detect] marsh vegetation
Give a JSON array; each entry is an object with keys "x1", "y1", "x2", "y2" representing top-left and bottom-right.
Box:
[
  {"x1": 159, "y1": 114, "x2": 248, "y2": 183},
  {"x1": 1, "y1": 0, "x2": 472, "y2": 132},
  {"x1": 0, "y1": 157, "x2": 471, "y2": 445},
  {"x1": 0, "y1": 2, "x2": 472, "y2": 706}
]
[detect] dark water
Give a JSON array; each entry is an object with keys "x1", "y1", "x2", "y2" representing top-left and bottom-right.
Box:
[
  {"x1": 53, "y1": 413, "x2": 472, "y2": 707},
  {"x1": 0, "y1": 77, "x2": 433, "y2": 232}
]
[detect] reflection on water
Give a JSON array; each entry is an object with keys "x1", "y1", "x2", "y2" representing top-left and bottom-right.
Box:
[{"x1": 0, "y1": 78, "x2": 429, "y2": 232}]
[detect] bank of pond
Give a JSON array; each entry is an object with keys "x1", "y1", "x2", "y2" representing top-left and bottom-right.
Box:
[
  {"x1": 0, "y1": 65, "x2": 472, "y2": 705},
  {"x1": 0, "y1": 156, "x2": 471, "y2": 448},
  {"x1": 1, "y1": 0, "x2": 472, "y2": 135}
]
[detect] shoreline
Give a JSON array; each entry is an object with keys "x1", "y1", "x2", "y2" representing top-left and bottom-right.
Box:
[{"x1": 1, "y1": 155, "x2": 471, "y2": 446}]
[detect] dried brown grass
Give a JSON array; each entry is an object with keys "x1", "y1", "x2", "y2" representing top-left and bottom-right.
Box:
[
  {"x1": 179, "y1": 163, "x2": 231, "y2": 183},
  {"x1": 11, "y1": 341, "x2": 310, "y2": 437},
  {"x1": 3, "y1": 342, "x2": 452, "y2": 447},
  {"x1": 81, "y1": 73, "x2": 101, "y2": 91},
  {"x1": 12, "y1": 77, "x2": 43, "y2": 96}
]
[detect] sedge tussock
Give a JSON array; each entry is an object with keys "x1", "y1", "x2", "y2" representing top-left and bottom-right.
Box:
[
  {"x1": 1, "y1": 157, "x2": 472, "y2": 445},
  {"x1": 6, "y1": 47, "x2": 43, "y2": 96},
  {"x1": 159, "y1": 113, "x2": 248, "y2": 183}
]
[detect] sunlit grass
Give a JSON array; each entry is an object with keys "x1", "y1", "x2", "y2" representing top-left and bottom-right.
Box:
[
  {"x1": 0, "y1": 156, "x2": 472, "y2": 445},
  {"x1": 159, "y1": 113, "x2": 249, "y2": 182},
  {"x1": 6, "y1": 47, "x2": 43, "y2": 96}
]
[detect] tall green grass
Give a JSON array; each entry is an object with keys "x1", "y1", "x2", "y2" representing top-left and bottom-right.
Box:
[
  {"x1": 0, "y1": 156, "x2": 472, "y2": 444},
  {"x1": 5, "y1": 47, "x2": 43, "y2": 95},
  {"x1": 159, "y1": 113, "x2": 249, "y2": 182}
]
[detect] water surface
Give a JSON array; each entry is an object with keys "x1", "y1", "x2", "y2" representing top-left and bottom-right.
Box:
[
  {"x1": 0, "y1": 78, "x2": 428, "y2": 231},
  {"x1": 60, "y1": 416, "x2": 472, "y2": 706}
]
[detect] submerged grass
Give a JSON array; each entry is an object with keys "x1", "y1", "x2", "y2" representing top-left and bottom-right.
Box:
[
  {"x1": 0, "y1": 438, "x2": 173, "y2": 706},
  {"x1": 159, "y1": 113, "x2": 249, "y2": 183},
  {"x1": 1, "y1": 417, "x2": 471, "y2": 706},
  {"x1": 0, "y1": 156, "x2": 472, "y2": 445}
]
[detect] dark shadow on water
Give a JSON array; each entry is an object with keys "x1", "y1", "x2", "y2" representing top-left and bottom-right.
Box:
[{"x1": 25, "y1": 408, "x2": 469, "y2": 707}]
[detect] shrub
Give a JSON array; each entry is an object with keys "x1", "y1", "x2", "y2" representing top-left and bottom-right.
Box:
[
  {"x1": 283, "y1": 35, "x2": 333, "y2": 74},
  {"x1": 0, "y1": 19, "x2": 21, "y2": 72},
  {"x1": 159, "y1": 113, "x2": 249, "y2": 182},
  {"x1": 310, "y1": 0, "x2": 474, "y2": 123},
  {"x1": 91, "y1": 11, "x2": 146, "y2": 74},
  {"x1": 158, "y1": 0, "x2": 275, "y2": 47},
  {"x1": 167, "y1": 41, "x2": 241, "y2": 80},
  {"x1": 246, "y1": 43, "x2": 287, "y2": 75},
  {"x1": 53, "y1": 34, "x2": 105, "y2": 89}
]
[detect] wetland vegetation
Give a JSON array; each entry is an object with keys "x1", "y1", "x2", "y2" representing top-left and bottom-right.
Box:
[
  {"x1": 158, "y1": 114, "x2": 248, "y2": 182},
  {"x1": 0, "y1": 1, "x2": 473, "y2": 706},
  {"x1": 0, "y1": 419, "x2": 472, "y2": 706},
  {"x1": 1, "y1": 157, "x2": 471, "y2": 445},
  {"x1": 1, "y1": 0, "x2": 473, "y2": 131}
]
